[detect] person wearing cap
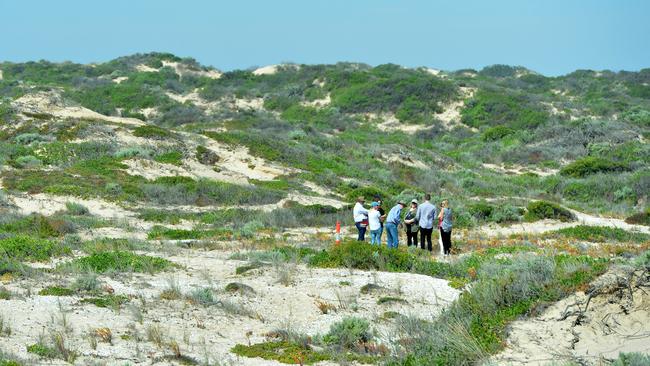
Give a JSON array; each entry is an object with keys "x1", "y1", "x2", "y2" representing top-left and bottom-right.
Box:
[
  {"x1": 415, "y1": 193, "x2": 437, "y2": 252},
  {"x1": 368, "y1": 202, "x2": 382, "y2": 245},
  {"x1": 353, "y1": 196, "x2": 369, "y2": 241},
  {"x1": 385, "y1": 200, "x2": 406, "y2": 248},
  {"x1": 403, "y1": 199, "x2": 419, "y2": 247}
]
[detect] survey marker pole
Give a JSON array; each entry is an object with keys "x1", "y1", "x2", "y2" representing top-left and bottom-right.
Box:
[{"x1": 335, "y1": 220, "x2": 341, "y2": 245}]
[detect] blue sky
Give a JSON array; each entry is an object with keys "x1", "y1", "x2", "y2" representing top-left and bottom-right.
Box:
[{"x1": 1, "y1": 0, "x2": 648, "y2": 75}]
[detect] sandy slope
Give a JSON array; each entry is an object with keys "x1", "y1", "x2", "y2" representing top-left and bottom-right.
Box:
[
  {"x1": 12, "y1": 92, "x2": 145, "y2": 126},
  {"x1": 490, "y1": 266, "x2": 650, "y2": 365}
]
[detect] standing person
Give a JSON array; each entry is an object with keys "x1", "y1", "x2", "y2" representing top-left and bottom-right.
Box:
[
  {"x1": 404, "y1": 199, "x2": 419, "y2": 247},
  {"x1": 353, "y1": 196, "x2": 369, "y2": 241},
  {"x1": 415, "y1": 194, "x2": 437, "y2": 252},
  {"x1": 368, "y1": 202, "x2": 382, "y2": 245},
  {"x1": 374, "y1": 195, "x2": 386, "y2": 245},
  {"x1": 438, "y1": 199, "x2": 453, "y2": 256},
  {"x1": 385, "y1": 201, "x2": 406, "y2": 248}
]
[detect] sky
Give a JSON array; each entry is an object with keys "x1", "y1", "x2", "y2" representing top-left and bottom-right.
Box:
[{"x1": 1, "y1": 0, "x2": 649, "y2": 76}]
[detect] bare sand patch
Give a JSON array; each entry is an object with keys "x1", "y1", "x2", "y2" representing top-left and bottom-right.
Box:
[
  {"x1": 161, "y1": 61, "x2": 222, "y2": 80},
  {"x1": 490, "y1": 266, "x2": 650, "y2": 365},
  {"x1": 482, "y1": 163, "x2": 559, "y2": 177},
  {"x1": 112, "y1": 76, "x2": 128, "y2": 84},
  {"x1": 12, "y1": 91, "x2": 145, "y2": 126},
  {"x1": 135, "y1": 63, "x2": 159, "y2": 72}
]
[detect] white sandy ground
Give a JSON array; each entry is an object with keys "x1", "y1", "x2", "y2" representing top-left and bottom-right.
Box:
[
  {"x1": 252, "y1": 65, "x2": 279, "y2": 76},
  {"x1": 161, "y1": 61, "x2": 222, "y2": 80},
  {"x1": 0, "y1": 69, "x2": 3, "y2": 80},
  {"x1": 179, "y1": 131, "x2": 295, "y2": 184},
  {"x1": 376, "y1": 87, "x2": 476, "y2": 134},
  {"x1": 0, "y1": 249, "x2": 459, "y2": 365},
  {"x1": 112, "y1": 76, "x2": 129, "y2": 84},
  {"x1": 301, "y1": 94, "x2": 331, "y2": 108},
  {"x1": 482, "y1": 163, "x2": 559, "y2": 177},
  {"x1": 490, "y1": 266, "x2": 650, "y2": 365},
  {"x1": 382, "y1": 153, "x2": 429, "y2": 170},
  {"x1": 11, "y1": 92, "x2": 145, "y2": 126}
]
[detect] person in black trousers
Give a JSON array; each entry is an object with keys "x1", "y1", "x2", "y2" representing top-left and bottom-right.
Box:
[
  {"x1": 403, "y1": 199, "x2": 419, "y2": 247},
  {"x1": 415, "y1": 194, "x2": 436, "y2": 252},
  {"x1": 438, "y1": 199, "x2": 453, "y2": 256}
]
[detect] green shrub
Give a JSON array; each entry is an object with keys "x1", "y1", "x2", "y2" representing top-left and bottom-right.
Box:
[
  {"x1": 65, "y1": 202, "x2": 89, "y2": 216},
  {"x1": 154, "y1": 151, "x2": 183, "y2": 165},
  {"x1": 188, "y1": 287, "x2": 216, "y2": 305},
  {"x1": 481, "y1": 126, "x2": 515, "y2": 141},
  {"x1": 560, "y1": 157, "x2": 629, "y2": 177},
  {"x1": 13, "y1": 155, "x2": 41, "y2": 168},
  {"x1": 38, "y1": 286, "x2": 74, "y2": 296},
  {"x1": 132, "y1": 125, "x2": 172, "y2": 139},
  {"x1": 65, "y1": 251, "x2": 172, "y2": 273},
  {"x1": 80, "y1": 294, "x2": 129, "y2": 309},
  {"x1": 323, "y1": 317, "x2": 373, "y2": 349},
  {"x1": 625, "y1": 209, "x2": 650, "y2": 226},
  {"x1": 114, "y1": 147, "x2": 152, "y2": 159},
  {"x1": 26, "y1": 343, "x2": 57, "y2": 358},
  {"x1": 610, "y1": 352, "x2": 650, "y2": 366},
  {"x1": 547, "y1": 225, "x2": 650, "y2": 243},
  {"x1": 0, "y1": 235, "x2": 69, "y2": 261},
  {"x1": 461, "y1": 89, "x2": 548, "y2": 129},
  {"x1": 231, "y1": 341, "x2": 330, "y2": 365},
  {"x1": 195, "y1": 145, "x2": 219, "y2": 165},
  {"x1": 468, "y1": 202, "x2": 493, "y2": 220},
  {"x1": 524, "y1": 201, "x2": 574, "y2": 222},
  {"x1": 344, "y1": 186, "x2": 388, "y2": 204}
]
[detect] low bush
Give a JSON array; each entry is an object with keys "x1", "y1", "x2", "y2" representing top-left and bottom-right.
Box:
[
  {"x1": 64, "y1": 251, "x2": 172, "y2": 273},
  {"x1": 65, "y1": 202, "x2": 89, "y2": 216},
  {"x1": 231, "y1": 341, "x2": 330, "y2": 365},
  {"x1": 323, "y1": 317, "x2": 373, "y2": 349},
  {"x1": 560, "y1": 157, "x2": 629, "y2": 177},
  {"x1": 611, "y1": 352, "x2": 650, "y2": 366},
  {"x1": 38, "y1": 286, "x2": 74, "y2": 296},
  {"x1": 625, "y1": 209, "x2": 650, "y2": 226},
  {"x1": 524, "y1": 201, "x2": 574, "y2": 222},
  {"x1": 0, "y1": 235, "x2": 69, "y2": 261},
  {"x1": 132, "y1": 125, "x2": 172, "y2": 139},
  {"x1": 154, "y1": 150, "x2": 183, "y2": 165},
  {"x1": 546, "y1": 225, "x2": 650, "y2": 243},
  {"x1": 481, "y1": 126, "x2": 515, "y2": 141},
  {"x1": 80, "y1": 294, "x2": 129, "y2": 309}
]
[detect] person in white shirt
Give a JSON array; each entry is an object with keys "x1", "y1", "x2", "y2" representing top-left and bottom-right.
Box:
[
  {"x1": 368, "y1": 202, "x2": 382, "y2": 245},
  {"x1": 352, "y1": 196, "x2": 369, "y2": 241}
]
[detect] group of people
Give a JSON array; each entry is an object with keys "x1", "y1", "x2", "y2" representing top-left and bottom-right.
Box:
[{"x1": 352, "y1": 194, "x2": 453, "y2": 256}]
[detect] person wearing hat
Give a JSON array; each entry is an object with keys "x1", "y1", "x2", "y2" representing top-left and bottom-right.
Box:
[
  {"x1": 368, "y1": 201, "x2": 382, "y2": 245},
  {"x1": 403, "y1": 199, "x2": 419, "y2": 247},
  {"x1": 384, "y1": 200, "x2": 406, "y2": 248},
  {"x1": 353, "y1": 196, "x2": 369, "y2": 241}
]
